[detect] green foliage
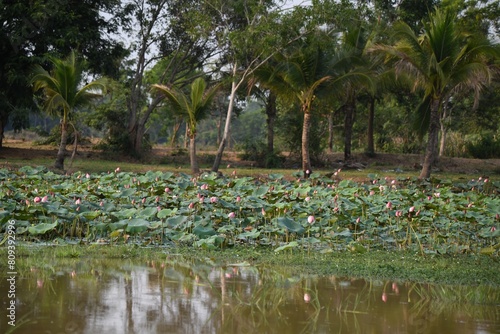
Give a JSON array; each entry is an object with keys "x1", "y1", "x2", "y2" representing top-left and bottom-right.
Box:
[
  {"x1": 277, "y1": 108, "x2": 326, "y2": 165},
  {"x1": 466, "y1": 132, "x2": 500, "y2": 159},
  {"x1": 2, "y1": 166, "x2": 498, "y2": 256},
  {"x1": 238, "y1": 141, "x2": 285, "y2": 168}
]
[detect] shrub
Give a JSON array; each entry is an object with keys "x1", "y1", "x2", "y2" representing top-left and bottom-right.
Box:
[{"x1": 466, "y1": 132, "x2": 500, "y2": 159}]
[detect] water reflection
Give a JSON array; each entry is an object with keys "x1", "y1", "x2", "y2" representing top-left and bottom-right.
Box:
[{"x1": 1, "y1": 256, "x2": 499, "y2": 334}]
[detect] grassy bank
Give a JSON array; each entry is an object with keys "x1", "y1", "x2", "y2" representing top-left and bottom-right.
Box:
[{"x1": 4, "y1": 244, "x2": 499, "y2": 286}]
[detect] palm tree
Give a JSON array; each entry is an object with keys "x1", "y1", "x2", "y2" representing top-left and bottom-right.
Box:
[
  {"x1": 328, "y1": 26, "x2": 374, "y2": 161},
  {"x1": 372, "y1": 9, "x2": 499, "y2": 178},
  {"x1": 257, "y1": 47, "x2": 331, "y2": 178},
  {"x1": 31, "y1": 51, "x2": 105, "y2": 170},
  {"x1": 152, "y1": 77, "x2": 220, "y2": 174}
]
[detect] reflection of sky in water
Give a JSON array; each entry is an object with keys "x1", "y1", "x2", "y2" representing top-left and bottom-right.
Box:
[{"x1": 1, "y1": 260, "x2": 499, "y2": 334}]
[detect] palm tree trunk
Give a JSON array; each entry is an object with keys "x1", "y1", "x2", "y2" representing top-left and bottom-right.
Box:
[
  {"x1": 327, "y1": 112, "x2": 334, "y2": 153},
  {"x1": 55, "y1": 121, "x2": 68, "y2": 170},
  {"x1": 419, "y1": 100, "x2": 440, "y2": 179},
  {"x1": 366, "y1": 96, "x2": 375, "y2": 156},
  {"x1": 189, "y1": 133, "x2": 199, "y2": 175},
  {"x1": 302, "y1": 111, "x2": 312, "y2": 178},
  {"x1": 344, "y1": 97, "x2": 355, "y2": 161}
]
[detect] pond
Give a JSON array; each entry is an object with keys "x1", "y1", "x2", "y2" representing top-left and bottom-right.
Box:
[{"x1": 1, "y1": 255, "x2": 499, "y2": 334}]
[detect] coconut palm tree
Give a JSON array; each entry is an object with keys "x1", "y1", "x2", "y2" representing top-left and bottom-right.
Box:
[
  {"x1": 31, "y1": 51, "x2": 105, "y2": 170},
  {"x1": 255, "y1": 46, "x2": 331, "y2": 178},
  {"x1": 152, "y1": 77, "x2": 220, "y2": 174},
  {"x1": 372, "y1": 8, "x2": 499, "y2": 178}
]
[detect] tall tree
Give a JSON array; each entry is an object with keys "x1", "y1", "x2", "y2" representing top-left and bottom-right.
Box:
[
  {"x1": 125, "y1": 0, "x2": 218, "y2": 156},
  {"x1": 0, "y1": 0, "x2": 128, "y2": 148},
  {"x1": 372, "y1": 8, "x2": 499, "y2": 178},
  {"x1": 31, "y1": 51, "x2": 105, "y2": 170},
  {"x1": 152, "y1": 78, "x2": 220, "y2": 174},
  {"x1": 205, "y1": 0, "x2": 291, "y2": 173},
  {"x1": 261, "y1": 45, "x2": 332, "y2": 177}
]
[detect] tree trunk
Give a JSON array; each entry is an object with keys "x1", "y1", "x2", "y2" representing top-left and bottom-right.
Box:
[
  {"x1": 302, "y1": 111, "x2": 312, "y2": 178},
  {"x1": 327, "y1": 112, "x2": 334, "y2": 153},
  {"x1": 189, "y1": 132, "x2": 199, "y2": 175},
  {"x1": 55, "y1": 121, "x2": 68, "y2": 170},
  {"x1": 366, "y1": 96, "x2": 375, "y2": 156},
  {"x1": 439, "y1": 102, "x2": 449, "y2": 157},
  {"x1": 0, "y1": 113, "x2": 6, "y2": 149},
  {"x1": 212, "y1": 76, "x2": 238, "y2": 173},
  {"x1": 343, "y1": 97, "x2": 356, "y2": 161},
  {"x1": 170, "y1": 119, "x2": 182, "y2": 147},
  {"x1": 419, "y1": 100, "x2": 440, "y2": 179},
  {"x1": 266, "y1": 92, "x2": 277, "y2": 155},
  {"x1": 439, "y1": 123, "x2": 446, "y2": 157}
]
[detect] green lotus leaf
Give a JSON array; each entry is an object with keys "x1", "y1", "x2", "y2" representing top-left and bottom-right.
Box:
[
  {"x1": 125, "y1": 218, "x2": 150, "y2": 234},
  {"x1": 276, "y1": 217, "x2": 305, "y2": 234},
  {"x1": 193, "y1": 225, "x2": 216, "y2": 239},
  {"x1": 28, "y1": 221, "x2": 58, "y2": 235},
  {"x1": 274, "y1": 241, "x2": 299, "y2": 252},
  {"x1": 165, "y1": 215, "x2": 187, "y2": 228},
  {"x1": 158, "y1": 208, "x2": 178, "y2": 219}
]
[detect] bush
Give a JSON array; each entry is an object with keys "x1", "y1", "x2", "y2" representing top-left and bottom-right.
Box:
[
  {"x1": 238, "y1": 141, "x2": 285, "y2": 168},
  {"x1": 466, "y1": 132, "x2": 500, "y2": 159}
]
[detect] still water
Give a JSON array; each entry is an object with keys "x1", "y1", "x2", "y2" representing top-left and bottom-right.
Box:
[{"x1": 1, "y1": 255, "x2": 499, "y2": 334}]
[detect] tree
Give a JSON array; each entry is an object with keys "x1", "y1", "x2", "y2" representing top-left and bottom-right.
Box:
[
  {"x1": 125, "y1": 0, "x2": 218, "y2": 156},
  {"x1": 0, "y1": 0, "x2": 128, "y2": 148},
  {"x1": 152, "y1": 78, "x2": 220, "y2": 174},
  {"x1": 31, "y1": 51, "x2": 105, "y2": 170},
  {"x1": 372, "y1": 8, "x2": 499, "y2": 178},
  {"x1": 205, "y1": 0, "x2": 291, "y2": 173},
  {"x1": 262, "y1": 45, "x2": 332, "y2": 177}
]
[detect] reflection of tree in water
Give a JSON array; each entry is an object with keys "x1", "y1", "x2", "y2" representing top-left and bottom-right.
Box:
[{"x1": 11, "y1": 256, "x2": 500, "y2": 334}]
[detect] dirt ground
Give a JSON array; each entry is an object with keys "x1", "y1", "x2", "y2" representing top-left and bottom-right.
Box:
[{"x1": 1, "y1": 137, "x2": 500, "y2": 176}]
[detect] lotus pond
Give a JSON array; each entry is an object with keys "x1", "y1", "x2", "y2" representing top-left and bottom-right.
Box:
[
  {"x1": 0, "y1": 166, "x2": 498, "y2": 255},
  {"x1": 1, "y1": 250, "x2": 499, "y2": 333}
]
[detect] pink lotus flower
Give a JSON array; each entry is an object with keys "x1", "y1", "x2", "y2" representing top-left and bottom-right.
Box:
[
  {"x1": 75, "y1": 198, "x2": 81, "y2": 205},
  {"x1": 304, "y1": 293, "x2": 311, "y2": 303},
  {"x1": 261, "y1": 208, "x2": 266, "y2": 216},
  {"x1": 382, "y1": 292, "x2": 387, "y2": 303},
  {"x1": 86, "y1": 173, "x2": 90, "y2": 179},
  {"x1": 188, "y1": 202, "x2": 195, "y2": 209},
  {"x1": 356, "y1": 217, "x2": 360, "y2": 224},
  {"x1": 210, "y1": 196, "x2": 218, "y2": 203},
  {"x1": 41, "y1": 195, "x2": 49, "y2": 203},
  {"x1": 200, "y1": 184, "x2": 208, "y2": 190},
  {"x1": 25, "y1": 199, "x2": 30, "y2": 206},
  {"x1": 409, "y1": 206, "x2": 415, "y2": 213},
  {"x1": 395, "y1": 210, "x2": 403, "y2": 217},
  {"x1": 34, "y1": 196, "x2": 41, "y2": 203},
  {"x1": 165, "y1": 187, "x2": 171, "y2": 193},
  {"x1": 305, "y1": 196, "x2": 311, "y2": 202},
  {"x1": 386, "y1": 201, "x2": 392, "y2": 209},
  {"x1": 491, "y1": 226, "x2": 497, "y2": 232},
  {"x1": 99, "y1": 201, "x2": 104, "y2": 207},
  {"x1": 236, "y1": 196, "x2": 241, "y2": 203},
  {"x1": 307, "y1": 215, "x2": 315, "y2": 224},
  {"x1": 115, "y1": 167, "x2": 120, "y2": 173},
  {"x1": 228, "y1": 212, "x2": 236, "y2": 219}
]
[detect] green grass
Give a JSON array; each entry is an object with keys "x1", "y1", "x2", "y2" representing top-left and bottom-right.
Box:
[{"x1": 5, "y1": 244, "x2": 499, "y2": 286}]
